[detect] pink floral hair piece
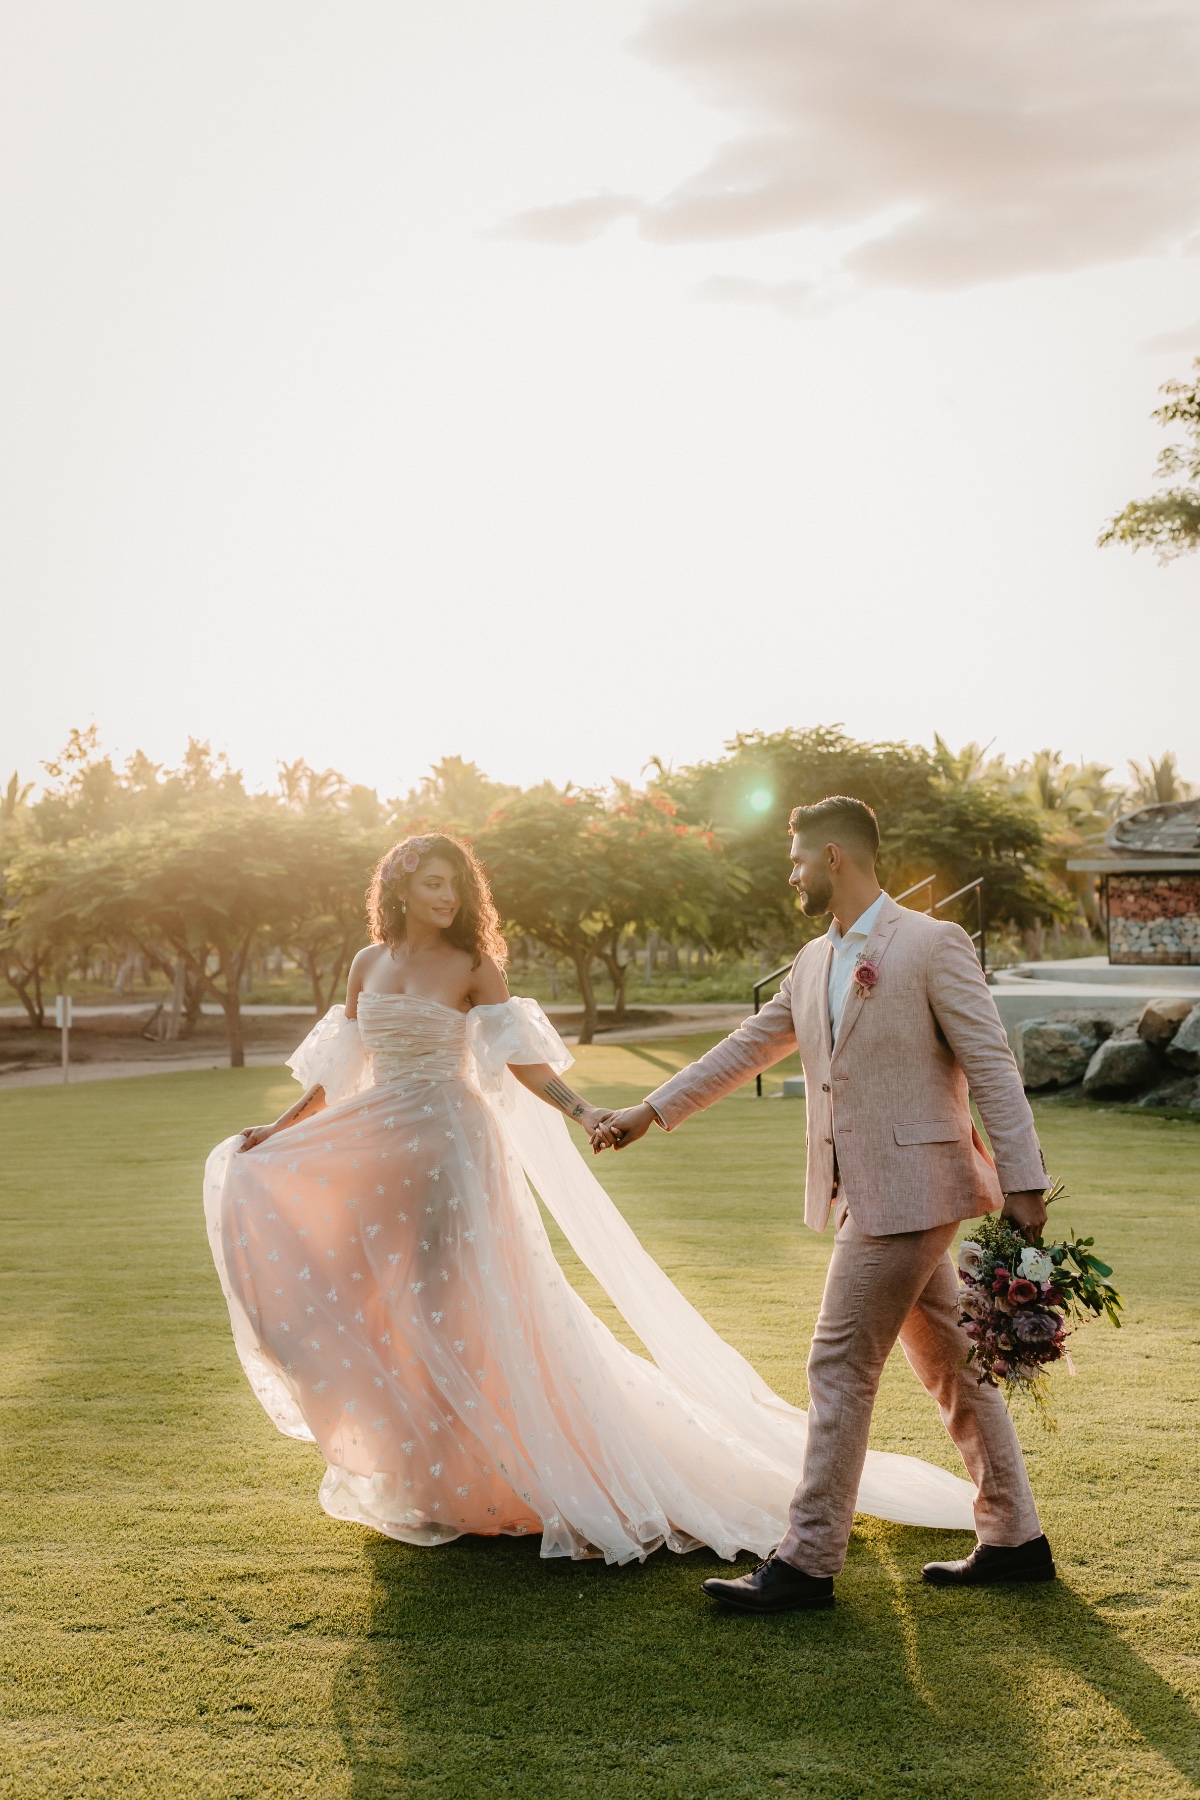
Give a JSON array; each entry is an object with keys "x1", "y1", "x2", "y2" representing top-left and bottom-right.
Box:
[{"x1": 381, "y1": 836, "x2": 432, "y2": 881}]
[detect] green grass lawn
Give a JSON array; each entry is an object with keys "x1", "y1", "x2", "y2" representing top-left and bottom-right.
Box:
[{"x1": 1, "y1": 1040, "x2": 1198, "y2": 1799}]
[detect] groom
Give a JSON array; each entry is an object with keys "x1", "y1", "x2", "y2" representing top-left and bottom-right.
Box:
[{"x1": 597, "y1": 795, "x2": 1055, "y2": 1613}]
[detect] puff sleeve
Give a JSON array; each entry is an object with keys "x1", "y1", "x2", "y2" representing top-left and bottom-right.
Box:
[
  {"x1": 286, "y1": 1006, "x2": 372, "y2": 1106},
  {"x1": 466, "y1": 997, "x2": 573, "y2": 1102}
]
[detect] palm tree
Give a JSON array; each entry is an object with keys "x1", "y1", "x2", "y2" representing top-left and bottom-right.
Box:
[
  {"x1": 1126, "y1": 752, "x2": 1193, "y2": 808},
  {"x1": 1, "y1": 772, "x2": 34, "y2": 824},
  {"x1": 931, "y1": 736, "x2": 1007, "y2": 791},
  {"x1": 1008, "y1": 752, "x2": 1119, "y2": 936}
]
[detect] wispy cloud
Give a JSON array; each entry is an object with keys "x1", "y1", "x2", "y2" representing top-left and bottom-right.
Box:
[
  {"x1": 498, "y1": 191, "x2": 641, "y2": 245},
  {"x1": 507, "y1": 0, "x2": 1200, "y2": 299},
  {"x1": 1142, "y1": 318, "x2": 1200, "y2": 355}
]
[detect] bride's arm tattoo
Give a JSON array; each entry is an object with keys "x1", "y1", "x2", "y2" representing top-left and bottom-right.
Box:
[{"x1": 543, "y1": 1076, "x2": 589, "y2": 1121}]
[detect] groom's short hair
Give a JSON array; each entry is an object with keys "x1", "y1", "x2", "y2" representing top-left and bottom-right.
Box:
[{"x1": 789, "y1": 796, "x2": 880, "y2": 865}]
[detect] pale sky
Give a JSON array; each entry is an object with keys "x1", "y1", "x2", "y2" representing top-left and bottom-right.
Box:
[{"x1": 3, "y1": 0, "x2": 1199, "y2": 802}]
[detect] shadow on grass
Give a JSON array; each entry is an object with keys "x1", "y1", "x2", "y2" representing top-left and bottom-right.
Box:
[{"x1": 330, "y1": 1526, "x2": 1200, "y2": 1798}]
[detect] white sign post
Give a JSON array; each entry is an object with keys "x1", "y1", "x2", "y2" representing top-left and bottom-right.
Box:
[{"x1": 55, "y1": 994, "x2": 73, "y2": 1084}]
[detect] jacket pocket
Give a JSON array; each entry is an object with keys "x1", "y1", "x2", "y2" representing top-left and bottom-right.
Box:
[{"x1": 893, "y1": 1121, "x2": 960, "y2": 1145}]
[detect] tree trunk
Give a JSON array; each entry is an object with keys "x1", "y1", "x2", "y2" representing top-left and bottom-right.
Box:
[
  {"x1": 5, "y1": 959, "x2": 45, "y2": 1029},
  {"x1": 216, "y1": 934, "x2": 256, "y2": 1067},
  {"x1": 183, "y1": 968, "x2": 204, "y2": 1034},
  {"x1": 165, "y1": 958, "x2": 186, "y2": 1040},
  {"x1": 600, "y1": 950, "x2": 627, "y2": 1022},
  {"x1": 302, "y1": 949, "x2": 327, "y2": 1016},
  {"x1": 571, "y1": 950, "x2": 599, "y2": 1045},
  {"x1": 221, "y1": 993, "x2": 246, "y2": 1067}
]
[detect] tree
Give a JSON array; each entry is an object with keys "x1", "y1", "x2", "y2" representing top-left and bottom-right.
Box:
[
  {"x1": 901, "y1": 774, "x2": 1070, "y2": 936},
  {"x1": 1, "y1": 836, "x2": 107, "y2": 1029},
  {"x1": 0, "y1": 858, "x2": 54, "y2": 1028},
  {"x1": 389, "y1": 757, "x2": 519, "y2": 835},
  {"x1": 475, "y1": 790, "x2": 611, "y2": 1042},
  {"x1": 1126, "y1": 751, "x2": 1193, "y2": 808},
  {"x1": 1, "y1": 774, "x2": 63, "y2": 1027},
  {"x1": 39, "y1": 802, "x2": 301, "y2": 1066},
  {"x1": 1, "y1": 774, "x2": 33, "y2": 824},
  {"x1": 476, "y1": 785, "x2": 745, "y2": 1038},
  {"x1": 586, "y1": 788, "x2": 740, "y2": 1021},
  {"x1": 654, "y1": 726, "x2": 1065, "y2": 951},
  {"x1": 278, "y1": 811, "x2": 380, "y2": 1014},
  {"x1": 1003, "y1": 751, "x2": 1120, "y2": 928},
  {"x1": 1100, "y1": 358, "x2": 1200, "y2": 561}
]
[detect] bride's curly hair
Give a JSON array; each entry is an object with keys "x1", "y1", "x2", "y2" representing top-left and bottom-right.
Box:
[{"x1": 366, "y1": 832, "x2": 506, "y2": 968}]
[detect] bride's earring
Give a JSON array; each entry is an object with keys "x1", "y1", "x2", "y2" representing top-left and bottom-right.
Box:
[{"x1": 400, "y1": 901, "x2": 406, "y2": 915}]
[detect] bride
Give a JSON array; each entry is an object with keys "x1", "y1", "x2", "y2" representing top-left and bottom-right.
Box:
[{"x1": 204, "y1": 832, "x2": 974, "y2": 1564}]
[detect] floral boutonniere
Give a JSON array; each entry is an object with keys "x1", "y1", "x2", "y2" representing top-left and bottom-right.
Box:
[{"x1": 852, "y1": 955, "x2": 879, "y2": 997}]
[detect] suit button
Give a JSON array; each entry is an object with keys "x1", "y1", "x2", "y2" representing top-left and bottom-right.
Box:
[{"x1": 822, "y1": 1083, "x2": 830, "y2": 1092}]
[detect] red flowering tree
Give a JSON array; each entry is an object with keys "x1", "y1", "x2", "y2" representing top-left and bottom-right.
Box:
[
  {"x1": 475, "y1": 785, "x2": 737, "y2": 1041},
  {"x1": 586, "y1": 786, "x2": 739, "y2": 1021}
]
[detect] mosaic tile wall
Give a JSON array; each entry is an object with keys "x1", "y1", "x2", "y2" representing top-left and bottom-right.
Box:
[{"x1": 1108, "y1": 874, "x2": 1200, "y2": 964}]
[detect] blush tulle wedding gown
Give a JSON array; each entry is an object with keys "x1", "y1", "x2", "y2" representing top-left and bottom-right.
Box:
[{"x1": 204, "y1": 994, "x2": 974, "y2": 1563}]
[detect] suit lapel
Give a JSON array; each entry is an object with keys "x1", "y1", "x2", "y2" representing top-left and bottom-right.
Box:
[
  {"x1": 831, "y1": 897, "x2": 903, "y2": 1059},
  {"x1": 790, "y1": 936, "x2": 833, "y2": 1066},
  {"x1": 813, "y1": 935, "x2": 833, "y2": 1052}
]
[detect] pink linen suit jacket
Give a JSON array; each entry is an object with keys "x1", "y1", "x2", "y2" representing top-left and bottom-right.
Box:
[{"x1": 646, "y1": 897, "x2": 1046, "y2": 1236}]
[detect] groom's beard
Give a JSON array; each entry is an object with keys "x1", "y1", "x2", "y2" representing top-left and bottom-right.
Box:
[{"x1": 796, "y1": 870, "x2": 833, "y2": 917}]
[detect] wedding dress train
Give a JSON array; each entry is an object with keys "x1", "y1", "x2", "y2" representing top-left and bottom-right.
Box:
[{"x1": 204, "y1": 995, "x2": 974, "y2": 1563}]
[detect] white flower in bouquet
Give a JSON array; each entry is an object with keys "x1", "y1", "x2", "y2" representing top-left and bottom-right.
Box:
[
  {"x1": 957, "y1": 1241, "x2": 985, "y2": 1277},
  {"x1": 1018, "y1": 1247, "x2": 1054, "y2": 1283}
]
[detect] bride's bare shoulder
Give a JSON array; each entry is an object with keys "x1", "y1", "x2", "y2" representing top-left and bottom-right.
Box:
[
  {"x1": 351, "y1": 943, "x2": 387, "y2": 974},
  {"x1": 468, "y1": 953, "x2": 510, "y2": 1006}
]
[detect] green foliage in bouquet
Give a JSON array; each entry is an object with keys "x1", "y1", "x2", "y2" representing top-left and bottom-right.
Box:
[{"x1": 957, "y1": 1184, "x2": 1123, "y2": 1426}]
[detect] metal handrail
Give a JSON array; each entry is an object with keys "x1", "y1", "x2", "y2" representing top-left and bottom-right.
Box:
[
  {"x1": 751, "y1": 874, "x2": 987, "y2": 1095},
  {"x1": 753, "y1": 960, "x2": 795, "y2": 1096},
  {"x1": 893, "y1": 873, "x2": 985, "y2": 967},
  {"x1": 894, "y1": 875, "x2": 936, "y2": 908}
]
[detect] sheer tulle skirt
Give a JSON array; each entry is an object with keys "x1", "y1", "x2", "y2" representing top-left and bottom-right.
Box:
[{"x1": 204, "y1": 1000, "x2": 975, "y2": 1563}]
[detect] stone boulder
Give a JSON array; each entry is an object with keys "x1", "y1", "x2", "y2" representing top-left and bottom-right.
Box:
[
  {"x1": 1138, "y1": 1075, "x2": 1200, "y2": 1110},
  {"x1": 1137, "y1": 997, "x2": 1195, "y2": 1045},
  {"x1": 1082, "y1": 1030, "x2": 1163, "y2": 1097},
  {"x1": 1166, "y1": 1005, "x2": 1200, "y2": 1072},
  {"x1": 1017, "y1": 1018, "x2": 1101, "y2": 1091}
]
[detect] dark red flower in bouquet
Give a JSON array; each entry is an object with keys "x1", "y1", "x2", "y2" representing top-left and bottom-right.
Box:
[
  {"x1": 1007, "y1": 1278, "x2": 1038, "y2": 1306},
  {"x1": 991, "y1": 1268, "x2": 1012, "y2": 1294}
]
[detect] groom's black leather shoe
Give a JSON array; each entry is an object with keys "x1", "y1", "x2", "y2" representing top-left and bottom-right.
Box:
[
  {"x1": 922, "y1": 1534, "x2": 1056, "y2": 1587},
  {"x1": 702, "y1": 1555, "x2": 834, "y2": 1614}
]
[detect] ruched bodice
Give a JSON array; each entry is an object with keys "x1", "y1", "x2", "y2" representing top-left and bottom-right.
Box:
[
  {"x1": 285, "y1": 994, "x2": 574, "y2": 1108},
  {"x1": 356, "y1": 993, "x2": 471, "y2": 1087}
]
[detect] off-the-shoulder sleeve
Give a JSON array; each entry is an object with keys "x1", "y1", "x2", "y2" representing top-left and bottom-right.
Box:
[
  {"x1": 286, "y1": 1006, "x2": 372, "y2": 1106},
  {"x1": 467, "y1": 997, "x2": 573, "y2": 1097}
]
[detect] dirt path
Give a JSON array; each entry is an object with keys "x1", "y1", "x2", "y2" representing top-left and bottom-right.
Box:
[{"x1": 0, "y1": 1003, "x2": 752, "y2": 1089}]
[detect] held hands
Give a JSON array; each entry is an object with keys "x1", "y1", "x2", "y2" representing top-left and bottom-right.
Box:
[
  {"x1": 589, "y1": 1102, "x2": 659, "y2": 1155},
  {"x1": 574, "y1": 1105, "x2": 618, "y2": 1154}
]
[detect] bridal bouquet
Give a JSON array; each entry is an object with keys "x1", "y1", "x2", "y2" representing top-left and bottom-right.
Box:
[{"x1": 956, "y1": 1185, "x2": 1123, "y2": 1425}]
